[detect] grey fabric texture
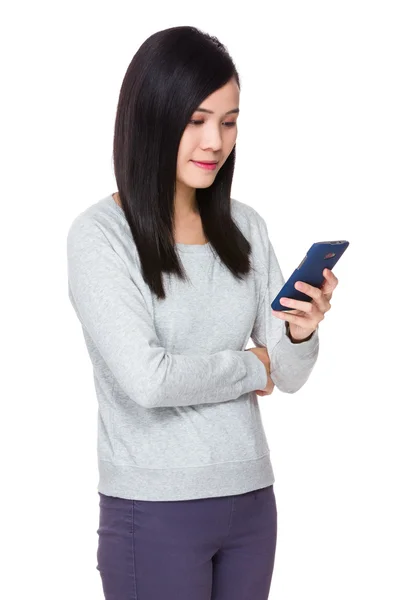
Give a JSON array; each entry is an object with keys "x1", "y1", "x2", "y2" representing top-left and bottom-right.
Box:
[{"x1": 66, "y1": 194, "x2": 319, "y2": 501}]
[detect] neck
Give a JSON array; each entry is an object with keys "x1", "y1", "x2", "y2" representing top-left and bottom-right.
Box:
[{"x1": 174, "y1": 181, "x2": 198, "y2": 219}]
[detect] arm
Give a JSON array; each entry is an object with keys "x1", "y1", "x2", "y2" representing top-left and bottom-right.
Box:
[
  {"x1": 67, "y1": 217, "x2": 267, "y2": 409},
  {"x1": 250, "y1": 216, "x2": 319, "y2": 394}
]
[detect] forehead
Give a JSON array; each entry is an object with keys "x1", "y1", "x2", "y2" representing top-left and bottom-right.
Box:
[{"x1": 197, "y1": 79, "x2": 240, "y2": 111}]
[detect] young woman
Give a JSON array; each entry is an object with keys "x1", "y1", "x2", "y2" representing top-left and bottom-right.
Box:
[{"x1": 67, "y1": 25, "x2": 338, "y2": 600}]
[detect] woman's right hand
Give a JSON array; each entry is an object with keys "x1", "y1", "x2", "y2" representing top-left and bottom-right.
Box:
[{"x1": 246, "y1": 347, "x2": 274, "y2": 396}]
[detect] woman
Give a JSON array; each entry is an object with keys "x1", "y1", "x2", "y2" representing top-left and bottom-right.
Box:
[{"x1": 66, "y1": 25, "x2": 338, "y2": 600}]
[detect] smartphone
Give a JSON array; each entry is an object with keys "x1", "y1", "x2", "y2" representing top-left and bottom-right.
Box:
[{"x1": 271, "y1": 240, "x2": 350, "y2": 311}]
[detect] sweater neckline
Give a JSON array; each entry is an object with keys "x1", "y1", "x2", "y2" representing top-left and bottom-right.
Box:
[{"x1": 105, "y1": 194, "x2": 212, "y2": 254}]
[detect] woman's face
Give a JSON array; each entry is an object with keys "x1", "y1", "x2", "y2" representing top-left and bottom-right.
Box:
[{"x1": 176, "y1": 77, "x2": 240, "y2": 193}]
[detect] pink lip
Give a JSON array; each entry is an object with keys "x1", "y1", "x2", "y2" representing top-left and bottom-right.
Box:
[{"x1": 191, "y1": 160, "x2": 218, "y2": 171}]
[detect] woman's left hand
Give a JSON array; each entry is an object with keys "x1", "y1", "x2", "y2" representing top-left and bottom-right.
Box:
[{"x1": 271, "y1": 268, "x2": 339, "y2": 342}]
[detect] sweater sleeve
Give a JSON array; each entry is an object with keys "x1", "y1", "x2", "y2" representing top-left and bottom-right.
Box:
[
  {"x1": 250, "y1": 215, "x2": 320, "y2": 394},
  {"x1": 66, "y1": 217, "x2": 268, "y2": 409}
]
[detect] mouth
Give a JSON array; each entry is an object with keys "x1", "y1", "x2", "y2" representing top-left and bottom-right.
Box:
[
  {"x1": 191, "y1": 160, "x2": 218, "y2": 171},
  {"x1": 192, "y1": 160, "x2": 218, "y2": 164}
]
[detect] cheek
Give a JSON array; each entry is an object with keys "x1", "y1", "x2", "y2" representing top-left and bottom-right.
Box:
[
  {"x1": 224, "y1": 131, "x2": 237, "y2": 154},
  {"x1": 178, "y1": 129, "x2": 198, "y2": 157},
  {"x1": 227, "y1": 125, "x2": 238, "y2": 140}
]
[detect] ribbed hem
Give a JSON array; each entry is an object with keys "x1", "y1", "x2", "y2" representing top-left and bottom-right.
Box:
[{"x1": 97, "y1": 453, "x2": 275, "y2": 501}]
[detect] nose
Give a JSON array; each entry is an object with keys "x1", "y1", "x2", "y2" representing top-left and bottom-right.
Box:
[{"x1": 200, "y1": 126, "x2": 223, "y2": 152}]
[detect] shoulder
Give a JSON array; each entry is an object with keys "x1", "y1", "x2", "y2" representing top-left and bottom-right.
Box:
[
  {"x1": 230, "y1": 197, "x2": 268, "y2": 239},
  {"x1": 66, "y1": 195, "x2": 125, "y2": 249},
  {"x1": 230, "y1": 198, "x2": 271, "y2": 276},
  {"x1": 67, "y1": 211, "x2": 104, "y2": 252}
]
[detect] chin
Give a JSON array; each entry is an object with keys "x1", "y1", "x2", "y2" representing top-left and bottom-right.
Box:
[
  {"x1": 181, "y1": 175, "x2": 216, "y2": 189},
  {"x1": 195, "y1": 180, "x2": 215, "y2": 188}
]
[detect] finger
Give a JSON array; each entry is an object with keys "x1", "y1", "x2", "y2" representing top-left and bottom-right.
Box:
[
  {"x1": 272, "y1": 309, "x2": 322, "y2": 328},
  {"x1": 291, "y1": 285, "x2": 330, "y2": 312},
  {"x1": 279, "y1": 297, "x2": 317, "y2": 313},
  {"x1": 295, "y1": 280, "x2": 333, "y2": 309},
  {"x1": 294, "y1": 280, "x2": 324, "y2": 301},
  {"x1": 321, "y1": 269, "x2": 339, "y2": 299},
  {"x1": 323, "y1": 268, "x2": 339, "y2": 286}
]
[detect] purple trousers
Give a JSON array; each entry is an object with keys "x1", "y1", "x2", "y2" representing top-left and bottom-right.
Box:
[{"x1": 96, "y1": 484, "x2": 277, "y2": 599}]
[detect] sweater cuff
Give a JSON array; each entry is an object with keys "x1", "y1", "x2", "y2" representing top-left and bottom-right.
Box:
[
  {"x1": 239, "y1": 350, "x2": 268, "y2": 394},
  {"x1": 280, "y1": 322, "x2": 320, "y2": 357}
]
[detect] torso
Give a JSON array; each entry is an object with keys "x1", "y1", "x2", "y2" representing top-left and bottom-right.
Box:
[{"x1": 112, "y1": 192, "x2": 208, "y2": 245}]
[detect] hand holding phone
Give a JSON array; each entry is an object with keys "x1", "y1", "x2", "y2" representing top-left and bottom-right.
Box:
[{"x1": 271, "y1": 240, "x2": 349, "y2": 312}]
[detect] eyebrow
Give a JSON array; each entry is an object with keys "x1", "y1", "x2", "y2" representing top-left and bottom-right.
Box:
[{"x1": 195, "y1": 107, "x2": 240, "y2": 115}]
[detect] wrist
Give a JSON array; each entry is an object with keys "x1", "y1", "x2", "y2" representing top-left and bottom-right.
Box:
[{"x1": 286, "y1": 322, "x2": 314, "y2": 344}]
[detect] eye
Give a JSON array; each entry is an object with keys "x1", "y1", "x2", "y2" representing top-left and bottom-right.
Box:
[{"x1": 189, "y1": 120, "x2": 237, "y2": 127}]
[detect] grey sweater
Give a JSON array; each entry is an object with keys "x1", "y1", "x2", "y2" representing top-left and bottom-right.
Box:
[{"x1": 66, "y1": 194, "x2": 319, "y2": 501}]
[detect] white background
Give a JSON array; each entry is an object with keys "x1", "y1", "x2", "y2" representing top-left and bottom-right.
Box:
[{"x1": 2, "y1": 1, "x2": 412, "y2": 598}]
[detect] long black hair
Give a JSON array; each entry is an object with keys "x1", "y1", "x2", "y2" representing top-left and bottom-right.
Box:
[{"x1": 112, "y1": 25, "x2": 254, "y2": 300}]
